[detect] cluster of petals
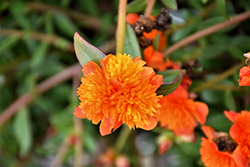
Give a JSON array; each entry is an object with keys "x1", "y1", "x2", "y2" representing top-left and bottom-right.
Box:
[
  {"x1": 74, "y1": 53, "x2": 163, "y2": 136},
  {"x1": 225, "y1": 110, "x2": 250, "y2": 160},
  {"x1": 200, "y1": 126, "x2": 248, "y2": 167},
  {"x1": 157, "y1": 85, "x2": 208, "y2": 135}
]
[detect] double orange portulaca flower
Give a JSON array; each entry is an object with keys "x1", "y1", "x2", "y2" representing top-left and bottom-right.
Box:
[
  {"x1": 74, "y1": 53, "x2": 163, "y2": 136},
  {"x1": 200, "y1": 110, "x2": 250, "y2": 167}
]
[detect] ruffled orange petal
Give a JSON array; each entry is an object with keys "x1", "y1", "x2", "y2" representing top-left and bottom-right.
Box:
[
  {"x1": 201, "y1": 126, "x2": 216, "y2": 139},
  {"x1": 166, "y1": 85, "x2": 189, "y2": 100},
  {"x1": 138, "y1": 115, "x2": 157, "y2": 130},
  {"x1": 100, "y1": 117, "x2": 113, "y2": 136},
  {"x1": 224, "y1": 110, "x2": 238, "y2": 122},
  {"x1": 150, "y1": 75, "x2": 163, "y2": 91},
  {"x1": 82, "y1": 61, "x2": 102, "y2": 77},
  {"x1": 74, "y1": 106, "x2": 87, "y2": 119},
  {"x1": 232, "y1": 146, "x2": 249, "y2": 167},
  {"x1": 192, "y1": 102, "x2": 209, "y2": 125}
]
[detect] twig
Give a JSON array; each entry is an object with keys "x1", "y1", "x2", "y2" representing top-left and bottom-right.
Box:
[
  {"x1": 1, "y1": 29, "x2": 74, "y2": 52},
  {"x1": 163, "y1": 11, "x2": 250, "y2": 57},
  {"x1": 0, "y1": 64, "x2": 81, "y2": 126},
  {"x1": 50, "y1": 135, "x2": 71, "y2": 167},
  {"x1": 74, "y1": 117, "x2": 83, "y2": 167},
  {"x1": 205, "y1": 85, "x2": 249, "y2": 91},
  {"x1": 190, "y1": 62, "x2": 245, "y2": 93},
  {"x1": 72, "y1": 72, "x2": 84, "y2": 167},
  {"x1": 114, "y1": 126, "x2": 131, "y2": 154},
  {"x1": 25, "y1": 2, "x2": 115, "y2": 32},
  {"x1": 144, "y1": 0, "x2": 156, "y2": 17}
]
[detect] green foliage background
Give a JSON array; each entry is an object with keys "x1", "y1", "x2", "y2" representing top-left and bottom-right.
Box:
[{"x1": 0, "y1": 0, "x2": 249, "y2": 166}]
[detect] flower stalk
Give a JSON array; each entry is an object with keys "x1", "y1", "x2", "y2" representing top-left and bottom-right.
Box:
[{"x1": 116, "y1": 0, "x2": 127, "y2": 54}]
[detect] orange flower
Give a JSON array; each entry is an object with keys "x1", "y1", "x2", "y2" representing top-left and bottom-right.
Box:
[
  {"x1": 158, "y1": 85, "x2": 208, "y2": 135},
  {"x1": 74, "y1": 53, "x2": 163, "y2": 136},
  {"x1": 126, "y1": 13, "x2": 140, "y2": 24},
  {"x1": 143, "y1": 29, "x2": 166, "y2": 51},
  {"x1": 143, "y1": 46, "x2": 180, "y2": 72},
  {"x1": 229, "y1": 111, "x2": 250, "y2": 159},
  {"x1": 238, "y1": 65, "x2": 250, "y2": 86},
  {"x1": 144, "y1": 46, "x2": 166, "y2": 71},
  {"x1": 200, "y1": 126, "x2": 248, "y2": 167}
]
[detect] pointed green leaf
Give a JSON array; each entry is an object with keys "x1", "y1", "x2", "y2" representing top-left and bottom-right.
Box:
[
  {"x1": 156, "y1": 69, "x2": 185, "y2": 96},
  {"x1": 127, "y1": 0, "x2": 147, "y2": 13},
  {"x1": 160, "y1": 0, "x2": 178, "y2": 10},
  {"x1": 216, "y1": 0, "x2": 229, "y2": 19},
  {"x1": 124, "y1": 24, "x2": 141, "y2": 59},
  {"x1": 13, "y1": 108, "x2": 32, "y2": 157},
  {"x1": 74, "y1": 32, "x2": 106, "y2": 67}
]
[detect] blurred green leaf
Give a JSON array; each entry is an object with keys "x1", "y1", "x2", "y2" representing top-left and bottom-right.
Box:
[
  {"x1": 224, "y1": 91, "x2": 236, "y2": 111},
  {"x1": 172, "y1": 21, "x2": 200, "y2": 42},
  {"x1": 53, "y1": 12, "x2": 87, "y2": 39},
  {"x1": 160, "y1": 0, "x2": 178, "y2": 10},
  {"x1": 156, "y1": 69, "x2": 185, "y2": 96},
  {"x1": 83, "y1": 131, "x2": 97, "y2": 153},
  {"x1": 0, "y1": 37, "x2": 19, "y2": 53},
  {"x1": 201, "y1": 0, "x2": 210, "y2": 4},
  {"x1": 202, "y1": 44, "x2": 225, "y2": 60},
  {"x1": 80, "y1": 0, "x2": 99, "y2": 16},
  {"x1": 74, "y1": 32, "x2": 106, "y2": 67},
  {"x1": 206, "y1": 113, "x2": 232, "y2": 132},
  {"x1": 187, "y1": 0, "x2": 204, "y2": 10},
  {"x1": 127, "y1": 0, "x2": 147, "y2": 13},
  {"x1": 124, "y1": 24, "x2": 141, "y2": 59},
  {"x1": 10, "y1": 0, "x2": 31, "y2": 30},
  {"x1": 227, "y1": 45, "x2": 245, "y2": 60},
  {"x1": 30, "y1": 43, "x2": 49, "y2": 68},
  {"x1": 13, "y1": 108, "x2": 32, "y2": 157},
  {"x1": 161, "y1": 0, "x2": 178, "y2": 10},
  {"x1": 200, "y1": 90, "x2": 223, "y2": 104},
  {"x1": 216, "y1": 0, "x2": 229, "y2": 19},
  {"x1": 230, "y1": 35, "x2": 250, "y2": 53}
]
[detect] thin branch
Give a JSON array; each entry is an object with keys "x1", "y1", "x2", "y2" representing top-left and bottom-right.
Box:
[
  {"x1": 0, "y1": 64, "x2": 81, "y2": 126},
  {"x1": 114, "y1": 126, "x2": 131, "y2": 154},
  {"x1": 164, "y1": 11, "x2": 250, "y2": 57},
  {"x1": 50, "y1": 135, "x2": 71, "y2": 167},
  {"x1": 1, "y1": 29, "x2": 74, "y2": 52},
  {"x1": 72, "y1": 73, "x2": 84, "y2": 167},
  {"x1": 144, "y1": 0, "x2": 156, "y2": 17},
  {"x1": 25, "y1": 2, "x2": 115, "y2": 32},
  {"x1": 205, "y1": 85, "x2": 249, "y2": 92}
]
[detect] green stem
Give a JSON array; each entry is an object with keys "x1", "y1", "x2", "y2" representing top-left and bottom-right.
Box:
[
  {"x1": 114, "y1": 126, "x2": 131, "y2": 154},
  {"x1": 190, "y1": 62, "x2": 245, "y2": 93},
  {"x1": 116, "y1": 0, "x2": 127, "y2": 54}
]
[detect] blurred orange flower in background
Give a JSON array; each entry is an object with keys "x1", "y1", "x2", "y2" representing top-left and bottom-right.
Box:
[
  {"x1": 225, "y1": 110, "x2": 250, "y2": 159},
  {"x1": 238, "y1": 65, "x2": 250, "y2": 86},
  {"x1": 74, "y1": 53, "x2": 163, "y2": 136},
  {"x1": 200, "y1": 126, "x2": 248, "y2": 167},
  {"x1": 157, "y1": 85, "x2": 208, "y2": 135}
]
